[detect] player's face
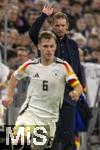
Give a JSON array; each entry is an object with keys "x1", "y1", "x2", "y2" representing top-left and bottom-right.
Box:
[
  {"x1": 38, "y1": 38, "x2": 57, "y2": 61},
  {"x1": 53, "y1": 18, "x2": 69, "y2": 39}
]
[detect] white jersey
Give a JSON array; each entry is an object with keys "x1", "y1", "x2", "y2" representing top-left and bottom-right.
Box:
[{"x1": 14, "y1": 58, "x2": 79, "y2": 124}]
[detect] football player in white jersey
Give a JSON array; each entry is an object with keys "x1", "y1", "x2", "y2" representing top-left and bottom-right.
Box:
[{"x1": 2, "y1": 31, "x2": 83, "y2": 150}]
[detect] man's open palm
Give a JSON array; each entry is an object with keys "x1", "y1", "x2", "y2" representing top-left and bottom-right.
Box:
[{"x1": 42, "y1": 4, "x2": 53, "y2": 16}]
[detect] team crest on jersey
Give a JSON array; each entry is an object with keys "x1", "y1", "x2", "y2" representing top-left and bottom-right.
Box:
[{"x1": 52, "y1": 69, "x2": 60, "y2": 78}]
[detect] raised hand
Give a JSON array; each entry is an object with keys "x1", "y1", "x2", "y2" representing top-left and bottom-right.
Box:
[{"x1": 42, "y1": 4, "x2": 53, "y2": 16}]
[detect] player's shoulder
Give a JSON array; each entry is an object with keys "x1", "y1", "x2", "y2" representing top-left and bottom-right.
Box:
[
  {"x1": 32, "y1": 58, "x2": 40, "y2": 64},
  {"x1": 55, "y1": 57, "x2": 72, "y2": 71},
  {"x1": 55, "y1": 57, "x2": 68, "y2": 65},
  {"x1": 25, "y1": 58, "x2": 40, "y2": 65},
  {"x1": 19, "y1": 58, "x2": 40, "y2": 70}
]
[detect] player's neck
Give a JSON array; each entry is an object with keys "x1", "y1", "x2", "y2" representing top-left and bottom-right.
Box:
[{"x1": 40, "y1": 57, "x2": 55, "y2": 66}]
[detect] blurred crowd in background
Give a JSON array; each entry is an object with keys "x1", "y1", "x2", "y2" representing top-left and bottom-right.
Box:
[
  {"x1": 0, "y1": 1, "x2": 100, "y2": 149},
  {"x1": 0, "y1": 0, "x2": 100, "y2": 115}
]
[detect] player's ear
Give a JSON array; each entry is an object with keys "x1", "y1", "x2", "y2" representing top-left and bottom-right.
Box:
[
  {"x1": 37, "y1": 44, "x2": 40, "y2": 51},
  {"x1": 66, "y1": 22, "x2": 69, "y2": 30}
]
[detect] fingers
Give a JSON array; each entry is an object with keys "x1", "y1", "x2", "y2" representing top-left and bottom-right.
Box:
[
  {"x1": 44, "y1": 3, "x2": 52, "y2": 9},
  {"x1": 69, "y1": 90, "x2": 79, "y2": 101},
  {"x1": 44, "y1": 4, "x2": 53, "y2": 11},
  {"x1": 3, "y1": 100, "x2": 11, "y2": 107},
  {"x1": 2, "y1": 100, "x2": 9, "y2": 107},
  {"x1": 2, "y1": 97, "x2": 13, "y2": 107},
  {"x1": 43, "y1": 3, "x2": 53, "y2": 16}
]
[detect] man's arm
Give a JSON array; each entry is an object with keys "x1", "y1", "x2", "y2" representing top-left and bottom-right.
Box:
[
  {"x1": 29, "y1": 4, "x2": 53, "y2": 46},
  {"x1": 2, "y1": 74, "x2": 18, "y2": 107},
  {"x1": 2, "y1": 60, "x2": 31, "y2": 107},
  {"x1": 65, "y1": 61, "x2": 83, "y2": 101}
]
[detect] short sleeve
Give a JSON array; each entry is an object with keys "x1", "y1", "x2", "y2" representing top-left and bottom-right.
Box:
[
  {"x1": 14, "y1": 60, "x2": 32, "y2": 80},
  {"x1": 63, "y1": 61, "x2": 80, "y2": 88}
]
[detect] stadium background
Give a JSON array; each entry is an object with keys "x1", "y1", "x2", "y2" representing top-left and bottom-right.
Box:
[{"x1": 0, "y1": 0, "x2": 100, "y2": 149}]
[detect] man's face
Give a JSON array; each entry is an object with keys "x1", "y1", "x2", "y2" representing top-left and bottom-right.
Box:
[
  {"x1": 17, "y1": 50, "x2": 29, "y2": 64},
  {"x1": 38, "y1": 38, "x2": 57, "y2": 61},
  {"x1": 53, "y1": 18, "x2": 69, "y2": 38}
]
